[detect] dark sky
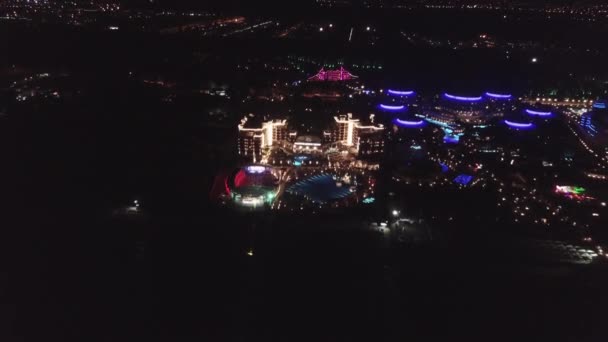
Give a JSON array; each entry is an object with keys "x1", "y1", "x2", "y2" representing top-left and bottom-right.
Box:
[{"x1": 124, "y1": 0, "x2": 602, "y2": 11}]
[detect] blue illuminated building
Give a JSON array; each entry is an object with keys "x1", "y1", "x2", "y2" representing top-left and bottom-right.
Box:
[
  {"x1": 580, "y1": 113, "x2": 598, "y2": 137},
  {"x1": 454, "y1": 174, "x2": 474, "y2": 185},
  {"x1": 578, "y1": 102, "x2": 608, "y2": 156}
]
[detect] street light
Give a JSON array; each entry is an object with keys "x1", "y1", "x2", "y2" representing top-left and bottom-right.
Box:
[{"x1": 392, "y1": 210, "x2": 399, "y2": 217}]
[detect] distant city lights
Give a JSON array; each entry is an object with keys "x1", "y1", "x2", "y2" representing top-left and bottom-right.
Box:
[
  {"x1": 554, "y1": 185, "x2": 594, "y2": 201},
  {"x1": 394, "y1": 118, "x2": 425, "y2": 127},
  {"x1": 444, "y1": 93, "x2": 483, "y2": 101},
  {"x1": 485, "y1": 92, "x2": 512, "y2": 99},
  {"x1": 504, "y1": 120, "x2": 534, "y2": 129},
  {"x1": 379, "y1": 104, "x2": 405, "y2": 111},
  {"x1": 525, "y1": 109, "x2": 552, "y2": 116},
  {"x1": 387, "y1": 90, "x2": 415, "y2": 96}
]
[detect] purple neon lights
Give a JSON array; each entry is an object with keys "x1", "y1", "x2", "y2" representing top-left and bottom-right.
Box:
[
  {"x1": 525, "y1": 109, "x2": 552, "y2": 116},
  {"x1": 388, "y1": 90, "x2": 415, "y2": 96},
  {"x1": 504, "y1": 120, "x2": 534, "y2": 129},
  {"x1": 444, "y1": 93, "x2": 483, "y2": 101},
  {"x1": 485, "y1": 92, "x2": 512, "y2": 99},
  {"x1": 380, "y1": 104, "x2": 405, "y2": 111},
  {"x1": 394, "y1": 118, "x2": 425, "y2": 127}
]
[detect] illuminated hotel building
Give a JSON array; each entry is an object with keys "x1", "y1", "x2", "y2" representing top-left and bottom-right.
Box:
[
  {"x1": 293, "y1": 135, "x2": 323, "y2": 153},
  {"x1": 237, "y1": 129, "x2": 263, "y2": 162},
  {"x1": 237, "y1": 116, "x2": 288, "y2": 161},
  {"x1": 238, "y1": 112, "x2": 384, "y2": 160},
  {"x1": 330, "y1": 113, "x2": 360, "y2": 146},
  {"x1": 325, "y1": 113, "x2": 385, "y2": 155},
  {"x1": 357, "y1": 126, "x2": 385, "y2": 156}
]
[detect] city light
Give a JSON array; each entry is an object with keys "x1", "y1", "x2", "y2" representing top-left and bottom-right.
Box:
[
  {"x1": 246, "y1": 165, "x2": 267, "y2": 173},
  {"x1": 308, "y1": 67, "x2": 358, "y2": 81},
  {"x1": 454, "y1": 174, "x2": 474, "y2": 185},
  {"x1": 525, "y1": 109, "x2": 552, "y2": 116},
  {"x1": 387, "y1": 90, "x2": 415, "y2": 96},
  {"x1": 444, "y1": 93, "x2": 483, "y2": 101},
  {"x1": 394, "y1": 118, "x2": 425, "y2": 127},
  {"x1": 485, "y1": 92, "x2": 512, "y2": 99},
  {"x1": 443, "y1": 135, "x2": 460, "y2": 144},
  {"x1": 531, "y1": 57, "x2": 538, "y2": 63},
  {"x1": 504, "y1": 120, "x2": 534, "y2": 129},
  {"x1": 379, "y1": 104, "x2": 405, "y2": 111},
  {"x1": 392, "y1": 210, "x2": 399, "y2": 217},
  {"x1": 554, "y1": 185, "x2": 594, "y2": 200},
  {"x1": 362, "y1": 197, "x2": 375, "y2": 204}
]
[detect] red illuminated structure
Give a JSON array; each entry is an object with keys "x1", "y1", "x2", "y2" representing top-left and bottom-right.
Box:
[{"x1": 308, "y1": 66, "x2": 358, "y2": 81}]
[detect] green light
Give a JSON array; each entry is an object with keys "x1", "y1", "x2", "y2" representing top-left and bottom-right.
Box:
[{"x1": 572, "y1": 187, "x2": 586, "y2": 195}]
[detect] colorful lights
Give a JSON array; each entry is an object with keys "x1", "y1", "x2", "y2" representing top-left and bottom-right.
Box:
[
  {"x1": 504, "y1": 120, "x2": 534, "y2": 129},
  {"x1": 308, "y1": 66, "x2": 358, "y2": 82},
  {"x1": 234, "y1": 169, "x2": 247, "y2": 187},
  {"x1": 379, "y1": 104, "x2": 405, "y2": 111},
  {"x1": 362, "y1": 197, "x2": 375, "y2": 204},
  {"x1": 246, "y1": 165, "x2": 267, "y2": 173},
  {"x1": 593, "y1": 102, "x2": 606, "y2": 109},
  {"x1": 444, "y1": 93, "x2": 483, "y2": 101},
  {"x1": 555, "y1": 185, "x2": 594, "y2": 201},
  {"x1": 394, "y1": 118, "x2": 425, "y2": 127},
  {"x1": 556, "y1": 186, "x2": 586, "y2": 195},
  {"x1": 387, "y1": 90, "x2": 414, "y2": 96},
  {"x1": 485, "y1": 92, "x2": 512, "y2": 99},
  {"x1": 525, "y1": 109, "x2": 552, "y2": 116}
]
